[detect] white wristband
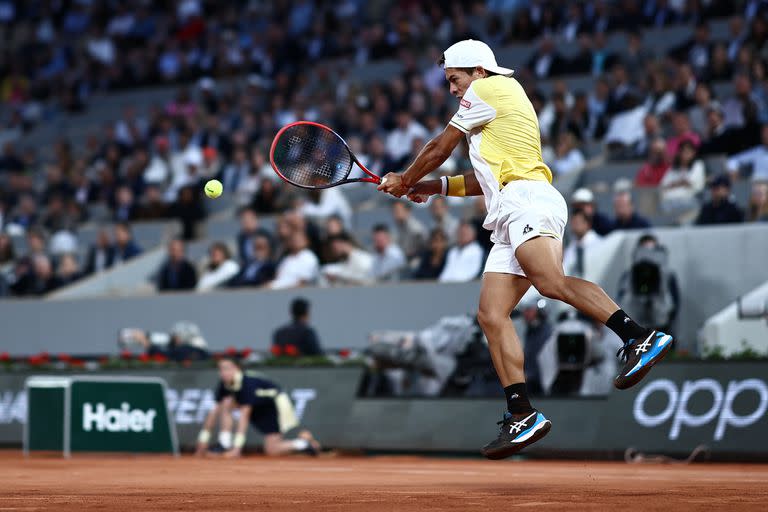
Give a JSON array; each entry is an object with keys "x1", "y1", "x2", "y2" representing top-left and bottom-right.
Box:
[{"x1": 440, "y1": 176, "x2": 448, "y2": 196}]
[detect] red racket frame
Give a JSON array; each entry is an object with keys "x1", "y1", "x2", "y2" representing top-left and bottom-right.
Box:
[{"x1": 269, "y1": 121, "x2": 381, "y2": 189}]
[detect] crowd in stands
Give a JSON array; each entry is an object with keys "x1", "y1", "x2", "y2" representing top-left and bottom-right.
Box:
[{"x1": 2, "y1": 0, "x2": 768, "y2": 299}]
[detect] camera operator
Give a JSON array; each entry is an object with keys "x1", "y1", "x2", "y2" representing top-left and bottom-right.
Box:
[
  {"x1": 118, "y1": 321, "x2": 210, "y2": 361},
  {"x1": 617, "y1": 234, "x2": 680, "y2": 336}
]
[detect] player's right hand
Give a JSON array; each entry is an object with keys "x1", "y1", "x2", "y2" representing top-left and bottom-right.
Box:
[{"x1": 407, "y1": 179, "x2": 441, "y2": 203}]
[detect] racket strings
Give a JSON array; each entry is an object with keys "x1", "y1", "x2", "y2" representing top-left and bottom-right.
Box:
[{"x1": 272, "y1": 124, "x2": 353, "y2": 187}]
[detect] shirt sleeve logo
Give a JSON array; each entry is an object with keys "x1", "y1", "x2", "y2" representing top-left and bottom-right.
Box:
[{"x1": 460, "y1": 98, "x2": 471, "y2": 109}]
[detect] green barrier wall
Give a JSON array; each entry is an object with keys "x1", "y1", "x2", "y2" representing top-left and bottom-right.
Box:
[{"x1": 2, "y1": 363, "x2": 767, "y2": 458}]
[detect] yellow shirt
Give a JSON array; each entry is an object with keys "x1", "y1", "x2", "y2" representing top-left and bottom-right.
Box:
[{"x1": 449, "y1": 75, "x2": 552, "y2": 198}]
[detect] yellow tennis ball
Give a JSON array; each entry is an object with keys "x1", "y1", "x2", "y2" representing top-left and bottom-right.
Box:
[{"x1": 204, "y1": 179, "x2": 223, "y2": 198}]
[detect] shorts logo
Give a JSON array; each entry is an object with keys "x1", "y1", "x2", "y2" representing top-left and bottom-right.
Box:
[
  {"x1": 523, "y1": 225, "x2": 533, "y2": 235},
  {"x1": 460, "y1": 98, "x2": 471, "y2": 109}
]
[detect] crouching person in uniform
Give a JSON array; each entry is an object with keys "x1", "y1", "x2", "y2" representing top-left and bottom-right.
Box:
[{"x1": 195, "y1": 357, "x2": 321, "y2": 457}]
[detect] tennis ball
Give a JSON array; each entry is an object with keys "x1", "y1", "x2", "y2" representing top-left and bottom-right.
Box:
[{"x1": 204, "y1": 179, "x2": 223, "y2": 198}]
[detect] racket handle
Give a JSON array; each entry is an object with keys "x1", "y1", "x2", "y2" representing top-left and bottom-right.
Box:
[{"x1": 380, "y1": 177, "x2": 387, "y2": 186}]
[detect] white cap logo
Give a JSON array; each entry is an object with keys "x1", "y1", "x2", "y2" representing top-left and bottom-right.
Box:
[{"x1": 443, "y1": 40, "x2": 514, "y2": 77}]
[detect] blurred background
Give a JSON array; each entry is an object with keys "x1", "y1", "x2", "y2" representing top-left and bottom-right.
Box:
[{"x1": 0, "y1": 0, "x2": 767, "y2": 430}]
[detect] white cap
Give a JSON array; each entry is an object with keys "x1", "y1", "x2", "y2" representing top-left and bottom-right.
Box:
[
  {"x1": 443, "y1": 40, "x2": 514, "y2": 77},
  {"x1": 571, "y1": 188, "x2": 594, "y2": 203}
]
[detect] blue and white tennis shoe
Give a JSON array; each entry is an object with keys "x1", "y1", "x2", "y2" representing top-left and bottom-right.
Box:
[{"x1": 614, "y1": 330, "x2": 674, "y2": 390}]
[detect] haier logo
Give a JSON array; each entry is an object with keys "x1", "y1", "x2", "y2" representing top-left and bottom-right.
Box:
[
  {"x1": 82, "y1": 402, "x2": 157, "y2": 433},
  {"x1": 633, "y1": 378, "x2": 768, "y2": 440}
]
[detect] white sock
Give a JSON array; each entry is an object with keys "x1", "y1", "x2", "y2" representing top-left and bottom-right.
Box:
[
  {"x1": 291, "y1": 438, "x2": 310, "y2": 451},
  {"x1": 218, "y1": 431, "x2": 232, "y2": 449}
]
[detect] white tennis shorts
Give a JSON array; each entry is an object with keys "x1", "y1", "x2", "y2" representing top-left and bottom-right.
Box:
[{"x1": 483, "y1": 180, "x2": 568, "y2": 277}]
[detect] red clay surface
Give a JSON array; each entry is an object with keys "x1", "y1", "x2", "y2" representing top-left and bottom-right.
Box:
[{"x1": 2, "y1": 451, "x2": 767, "y2": 511}]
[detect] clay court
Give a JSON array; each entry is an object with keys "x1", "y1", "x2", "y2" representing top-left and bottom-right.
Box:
[{"x1": 3, "y1": 451, "x2": 767, "y2": 511}]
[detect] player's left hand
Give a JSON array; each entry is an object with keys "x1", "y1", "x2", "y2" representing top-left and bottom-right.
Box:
[
  {"x1": 377, "y1": 173, "x2": 410, "y2": 197},
  {"x1": 223, "y1": 448, "x2": 242, "y2": 459}
]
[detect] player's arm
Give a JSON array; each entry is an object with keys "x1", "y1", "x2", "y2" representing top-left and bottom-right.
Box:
[
  {"x1": 406, "y1": 171, "x2": 483, "y2": 203},
  {"x1": 195, "y1": 401, "x2": 222, "y2": 456},
  {"x1": 377, "y1": 125, "x2": 464, "y2": 197},
  {"x1": 224, "y1": 404, "x2": 252, "y2": 459}
]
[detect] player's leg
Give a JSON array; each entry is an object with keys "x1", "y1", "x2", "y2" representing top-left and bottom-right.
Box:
[
  {"x1": 477, "y1": 247, "x2": 552, "y2": 460},
  {"x1": 477, "y1": 272, "x2": 530, "y2": 386},
  {"x1": 261, "y1": 433, "x2": 313, "y2": 455},
  {"x1": 259, "y1": 393, "x2": 320, "y2": 456},
  {"x1": 516, "y1": 236, "x2": 673, "y2": 390}
]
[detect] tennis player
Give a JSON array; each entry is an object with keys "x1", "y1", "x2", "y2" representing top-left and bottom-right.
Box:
[
  {"x1": 195, "y1": 358, "x2": 320, "y2": 457},
  {"x1": 378, "y1": 40, "x2": 674, "y2": 459}
]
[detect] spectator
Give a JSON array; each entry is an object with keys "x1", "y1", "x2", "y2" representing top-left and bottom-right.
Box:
[
  {"x1": 747, "y1": 182, "x2": 768, "y2": 222},
  {"x1": 550, "y1": 132, "x2": 585, "y2": 177},
  {"x1": 696, "y1": 174, "x2": 745, "y2": 225},
  {"x1": 636, "y1": 138, "x2": 671, "y2": 187},
  {"x1": 12, "y1": 254, "x2": 60, "y2": 296},
  {"x1": 84, "y1": 228, "x2": 115, "y2": 275},
  {"x1": 318, "y1": 215, "x2": 348, "y2": 264},
  {"x1": 143, "y1": 136, "x2": 174, "y2": 186},
  {"x1": 438, "y1": 222, "x2": 485, "y2": 283},
  {"x1": 56, "y1": 253, "x2": 82, "y2": 288},
  {"x1": 632, "y1": 114, "x2": 664, "y2": 159},
  {"x1": 300, "y1": 188, "x2": 352, "y2": 230},
  {"x1": 527, "y1": 36, "x2": 566, "y2": 79},
  {"x1": 726, "y1": 124, "x2": 768, "y2": 181},
  {"x1": 699, "y1": 104, "x2": 745, "y2": 155},
  {"x1": 669, "y1": 21, "x2": 713, "y2": 77},
  {"x1": 272, "y1": 298, "x2": 323, "y2": 357},
  {"x1": 722, "y1": 73, "x2": 762, "y2": 130},
  {"x1": 219, "y1": 145, "x2": 251, "y2": 194},
  {"x1": 134, "y1": 184, "x2": 169, "y2": 220},
  {"x1": 197, "y1": 242, "x2": 240, "y2": 292},
  {"x1": 612, "y1": 191, "x2": 652, "y2": 232},
  {"x1": 320, "y1": 233, "x2": 374, "y2": 286},
  {"x1": 113, "y1": 185, "x2": 137, "y2": 222},
  {"x1": 571, "y1": 188, "x2": 613, "y2": 236},
  {"x1": 391, "y1": 201, "x2": 428, "y2": 261},
  {"x1": 24, "y1": 228, "x2": 47, "y2": 259},
  {"x1": 268, "y1": 230, "x2": 319, "y2": 290},
  {"x1": 562, "y1": 209, "x2": 603, "y2": 278},
  {"x1": 229, "y1": 234, "x2": 277, "y2": 288},
  {"x1": 659, "y1": 141, "x2": 706, "y2": 222},
  {"x1": 688, "y1": 83, "x2": 717, "y2": 137},
  {"x1": 171, "y1": 185, "x2": 205, "y2": 241},
  {"x1": 9, "y1": 194, "x2": 38, "y2": 232},
  {"x1": 0, "y1": 233, "x2": 15, "y2": 296},
  {"x1": 156, "y1": 238, "x2": 198, "y2": 291},
  {"x1": 412, "y1": 228, "x2": 449, "y2": 280},
  {"x1": 236, "y1": 208, "x2": 271, "y2": 263},
  {"x1": 429, "y1": 196, "x2": 459, "y2": 244},
  {"x1": 386, "y1": 111, "x2": 428, "y2": 168},
  {"x1": 666, "y1": 111, "x2": 701, "y2": 160},
  {"x1": 113, "y1": 222, "x2": 143, "y2": 264},
  {"x1": 370, "y1": 224, "x2": 406, "y2": 282},
  {"x1": 252, "y1": 176, "x2": 288, "y2": 214}
]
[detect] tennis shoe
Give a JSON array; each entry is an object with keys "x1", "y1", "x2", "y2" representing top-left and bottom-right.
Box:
[
  {"x1": 614, "y1": 331, "x2": 673, "y2": 390},
  {"x1": 481, "y1": 410, "x2": 551, "y2": 460}
]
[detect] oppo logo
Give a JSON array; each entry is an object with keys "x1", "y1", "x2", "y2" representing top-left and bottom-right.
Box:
[{"x1": 633, "y1": 378, "x2": 768, "y2": 440}]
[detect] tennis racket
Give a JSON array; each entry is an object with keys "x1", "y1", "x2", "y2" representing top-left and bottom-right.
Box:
[{"x1": 269, "y1": 121, "x2": 384, "y2": 190}]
